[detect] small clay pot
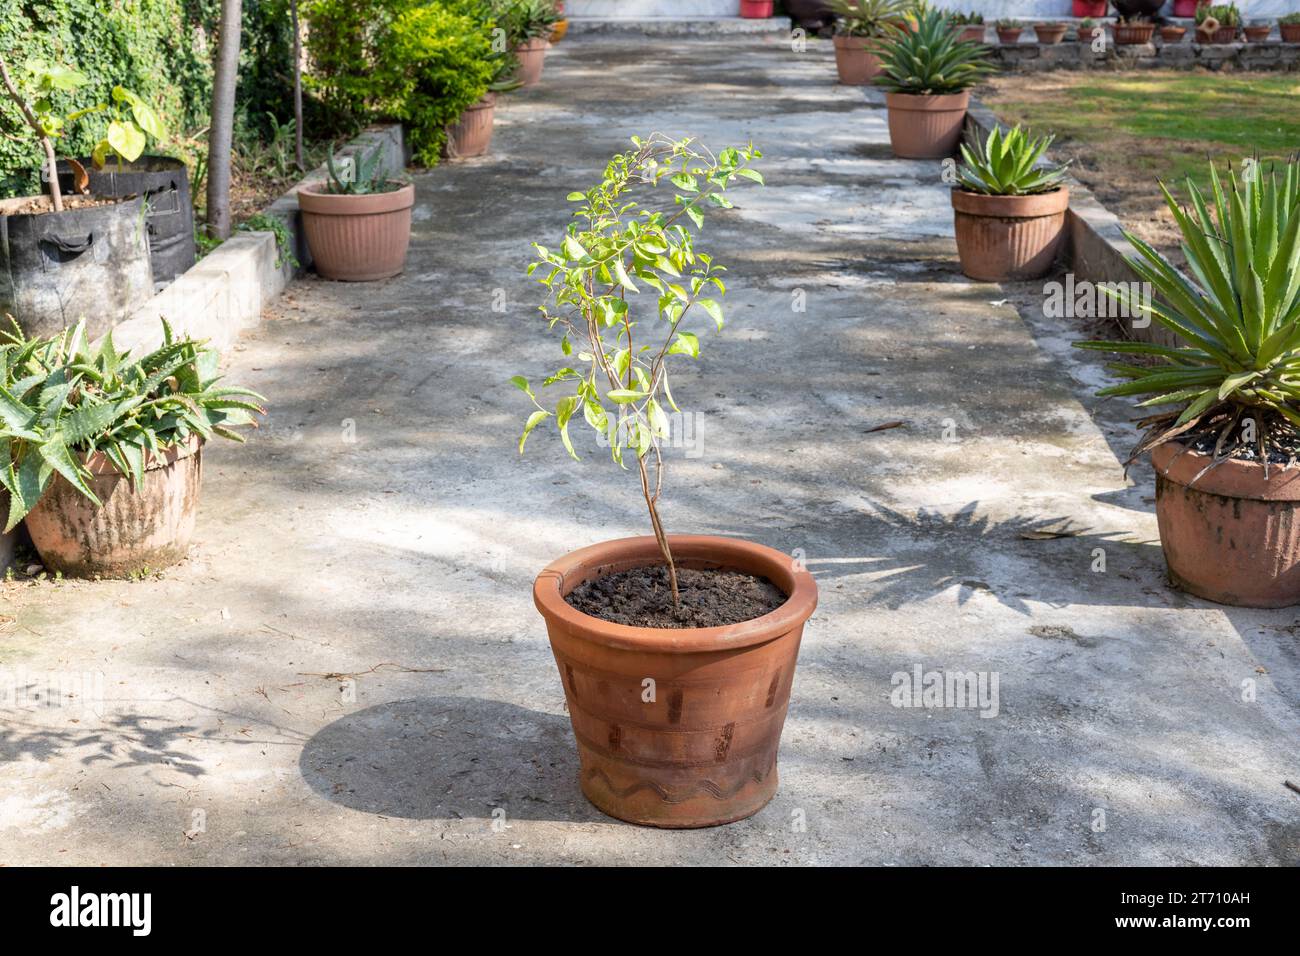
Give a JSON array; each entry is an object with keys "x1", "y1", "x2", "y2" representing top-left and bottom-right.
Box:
[
  {"x1": 445, "y1": 93, "x2": 496, "y2": 159},
  {"x1": 997, "y1": 27, "x2": 1023, "y2": 45},
  {"x1": 951, "y1": 187, "x2": 1070, "y2": 281},
  {"x1": 1152, "y1": 442, "x2": 1300, "y2": 607},
  {"x1": 1243, "y1": 25, "x2": 1271, "y2": 42},
  {"x1": 1281, "y1": 23, "x2": 1300, "y2": 43},
  {"x1": 25, "y1": 436, "x2": 203, "y2": 577},
  {"x1": 832, "y1": 34, "x2": 884, "y2": 85},
  {"x1": 534, "y1": 535, "x2": 818, "y2": 828},
  {"x1": 298, "y1": 182, "x2": 414, "y2": 282},
  {"x1": 1078, "y1": 26, "x2": 1105, "y2": 44},
  {"x1": 1159, "y1": 25, "x2": 1187, "y2": 43},
  {"x1": 1034, "y1": 23, "x2": 1068, "y2": 44},
  {"x1": 1198, "y1": 25, "x2": 1239, "y2": 44},
  {"x1": 1113, "y1": 22, "x2": 1156, "y2": 45},
  {"x1": 885, "y1": 90, "x2": 970, "y2": 159},
  {"x1": 514, "y1": 37, "x2": 548, "y2": 87},
  {"x1": 740, "y1": 0, "x2": 773, "y2": 17},
  {"x1": 957, "y1": 25, "x2": 986, "y2": 43}
]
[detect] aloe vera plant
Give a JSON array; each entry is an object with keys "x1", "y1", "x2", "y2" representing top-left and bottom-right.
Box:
[
  {"x1": 875, "y1": 8, "x2": 995, "y2": 95},
  {"x1": 1075, "y1": 157, "x2": 1300, "y2": 466},
  {"x1": 958, "y1": 125, "x2": 1069, "y2": 196},
  {"x1": 514, "y1": 133, "x2": 763, "y2": 605},
  {"x1": 323, "y1": 145, "x2": 402, "y2": 196},
  {"x1": 0, "y1": 318, "x2": 266, "y2": 530}
]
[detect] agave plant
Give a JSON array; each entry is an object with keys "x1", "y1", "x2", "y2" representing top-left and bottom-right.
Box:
[
  {"x1": 0, "y1": 318, "x2": 266, "y2": 530},
  {"x1": 324, "y1": 145, "x2": 401, "y2": 196},
  {"x1": 827, "y1": 0, "x2": 908, "y2": 37},
  {"x1": 1075, "y1": 157, "x2": 1300, "y2": 466},
  {"x1": 875, "y1": 8, "x2": 996, "y2": 95},
  {"x1": 958, "y1": 125, "x2": 1069, "y2": 196}
]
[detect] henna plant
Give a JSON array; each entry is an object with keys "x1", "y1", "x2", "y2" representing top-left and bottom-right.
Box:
[{"x1": 514, "y1": 133, "x2": 764, "y2": 607}]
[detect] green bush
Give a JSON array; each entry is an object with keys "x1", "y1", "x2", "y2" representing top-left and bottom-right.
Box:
[{"x1": 0, "y1": 0, "x2": 213, "y2": 198}]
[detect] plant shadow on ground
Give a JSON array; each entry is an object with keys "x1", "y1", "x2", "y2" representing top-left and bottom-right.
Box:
[{"x1": 298, "y1": 695, "x2": 597, "y2": 823}]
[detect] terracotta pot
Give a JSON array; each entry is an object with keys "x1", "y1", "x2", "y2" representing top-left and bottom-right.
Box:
[
  {"x1": 1171, "y1": 0, "x2": 1199, "y2": 14},
  {"x1": 1078, "y1": 26, "x2": 1105, "y2": 44},
  {"x1": 1283, "y1": 23, "x2": 1300, "y2": 43},
  {"x1": 1160, "y1": 25, "x2": 1187, "y2": 43},
  {"x1": 833, "y1": 34, "x2": 884, "y2": 85},
  {"x1": 1243, "y1": 26, "x2": 1271, "y2": 42},
  {"x1": 885, "y1": 90, "x2": 970, "y2": 160},
  {"x1": 1072, "y1": 0, "x2": 1107, "y2": 15},
  {"x1": 514, "y1": 37, "x2": 548, "y2": 88},
  {"x1": 1034, "y1": 23, "x2": 1068, "y2": 44},
  {"x1": 25, "y1": 436, "x2": 202, "y2": 577},
  {"x1": 951, "y1": 186, "x2": 1070, "y2": 281},
  {"x1": 534, "y1": 535, "x2": 818, "y2": 828},
  {"x1": 957, "y1": 25, "x2": 986, "y2": 43},
  {"x1": 1198, "y1": 26, "x2": 1239, "y2": 44},
  {"x1": 997, "y1": 27, "x2": 1023, "y2": 45},
  {"x1": 298, "y1": 182, "x2": 414, "y2": 282},
  {"x1": 1113, "y1": 23, "x2": 1156, "y2": 44},
  {"x1": 551, "y1": 0, "x2": 567, "y2": 41},
  {"x1": 445, "y1": 93, "x2": 496, "y2": 160},
  {"x1": 1152, "y1": 442, "x2": 1300, "y2": 608},
  {"x1": 740, "y1": 0, "x2": 773, "y2": 17}
]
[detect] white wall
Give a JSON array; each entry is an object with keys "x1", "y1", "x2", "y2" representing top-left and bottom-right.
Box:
[{"x1": 568, "y1": 0, "x2": 1300, "y2": 18}]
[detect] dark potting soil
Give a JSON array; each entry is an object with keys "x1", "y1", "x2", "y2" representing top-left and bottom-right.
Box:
[
  {"x1": 1181, "y1": 416, "x2": 1300, "y2": 467},
  {"x1": 565, "y1": 565, "x2": 787, "y2": 629}
]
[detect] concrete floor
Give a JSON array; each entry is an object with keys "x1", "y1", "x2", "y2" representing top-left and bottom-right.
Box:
[{"x1": 1, "y1": 36, "x2": 1297, "y2": 866}]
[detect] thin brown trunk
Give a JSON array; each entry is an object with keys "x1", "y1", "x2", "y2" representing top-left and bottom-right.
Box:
[
  {"x1": 291, "y1": 0, "x2": 304, "y2": 171},
  {"x1": 0, "y1": 56, "x2": 64, "y2": 212},
  {"x1": 637, "y1": 453, "x2": 679, "y2": 608},
  {"x1": 206, "y1": 0, "x2": 243, "y2": 239}
]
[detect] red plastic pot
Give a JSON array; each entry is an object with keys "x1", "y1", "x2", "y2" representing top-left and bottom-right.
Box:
[
  {"x1": 1171, "y1": 0, "x2": 1199, "y2": 15},
  {"x1": 1071, "y1": 0, "x2": 1107, "y2": 16},
  {"x1": 740, "y1": 0, "x2": 773, "y2": 17}
]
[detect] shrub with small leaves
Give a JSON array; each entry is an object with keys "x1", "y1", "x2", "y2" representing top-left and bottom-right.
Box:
[{"x1": 514, "y1": 133, "x2": 764, "y2": 604}]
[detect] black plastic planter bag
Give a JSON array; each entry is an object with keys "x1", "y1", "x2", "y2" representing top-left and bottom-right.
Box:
[{"x1": 0, "y1": 194, "x2": 154, "y2": 339}]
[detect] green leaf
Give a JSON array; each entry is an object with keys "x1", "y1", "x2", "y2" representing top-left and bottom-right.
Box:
[
  {"x1": 37, "y1": 438, "x2": 100, "y2": 507},
  {"x1": 696, "y1": 298, "x2": 724, "y2": 330},
  {"x1": 518, "y1": 409, "x2": 549, "y2": 453},
  {"x1": 105, "y1": 120, "x2": 147, "y2": 163},
  {"x1": 607, "y1": 389, "x2": 647, "y2": 403}
]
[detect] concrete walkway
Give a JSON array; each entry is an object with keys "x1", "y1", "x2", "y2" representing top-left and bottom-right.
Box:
[{"x1": 1, "y1": 35, "x2": 1297, "y2": 866}]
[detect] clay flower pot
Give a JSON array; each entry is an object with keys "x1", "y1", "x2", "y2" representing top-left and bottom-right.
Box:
[
  {"x1": 445, "y1": 93, "x2": 496, "y2": 159},
  {"x1": 951, "y1": 187, "x2": 1070, "y2": 281},
  {"x1": 551, "y1": 0, "x2": 568, "y2": 41},
  {"x1": 1152, "y1": 442, "x2": 1300, "y2": 607},
  {"x1": 25, "y1": 436, "x2": 203, "y2": 577},
  {"x1": 1198, "y1": 25, "x2": 1239, "y2": 44},
  {"x1": 1243, "y1": 25, "x2": 1271, "y2": 42},
  {"x1": 1282, "y1": 23, "x2": 1300, "y2": 43},
  {"x1": 740, "y1": 0, "x2": 773, "y2": 16},
  {"x1": 997, "y1": 27, "x2": 1023, "y2": 44},
  {"x1": 298, "y1": 182, "x2": 414, "y2": 282},
  {"x1": 832, "y1": 34, "x2": 884, "y2": 85},
  {"x1": 1078, "y1": 25, "x2": 1105, "y2": 44},
  {"x1": 1034, "y1": 23, "x2": 1068, "y2": 44},
  {"x1": 534, "y1": 535, "x2": 818, "y2": 828},
  {"x1": 1159, "y1": 25, "x2": 1187, "y2": 43},
  {"x1": 1072, "y1": 0, "x2": 1107, "y2": 15},
  {"x1": 514, "y1": 37, "x2": 548, "y2": 87},
  {"x1": 957, "y1": 25, "x2": 986, "y2": 43},
  {"x1": 1113, "y1": 22, "x2": 1156, "y2": 44},
  {"x1": 885, "y1": 90, "x2": 970, "y2": 160}
]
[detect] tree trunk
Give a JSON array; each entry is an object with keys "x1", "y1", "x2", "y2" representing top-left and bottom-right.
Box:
[
  {"x1": 291, "y1": 0, "x2": 304, "y2": 171},
  {"x1": 206, "y1": 0, "x2": 243, "y2": 239}
]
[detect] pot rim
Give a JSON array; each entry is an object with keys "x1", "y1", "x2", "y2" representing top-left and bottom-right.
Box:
[
  {"x1": 533, "y1": 534, "x2": 818, "y2": 653},
  {"x1": 81, "y1": 433, "x2": 202, "y2": 476},
  {"x1": 951, "y1": 185, "x2": 1070, "y2": 217},
  {"x1": 1152, "y1": 439, "x2": 1300, "y2": 501},
  {"x1": 297, "y1": 180, "x2": 415, "y2": 214},
  {"x1": 884, "y1": 90, "x2": 971, "y2": 110}
]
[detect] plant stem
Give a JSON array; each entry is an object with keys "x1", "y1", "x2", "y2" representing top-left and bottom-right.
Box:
[
  {"x1": 0, "y1": 55, "x2": 63, "y2": 212},
  {"x1": 637, "y1": 451, "x2": 680, "y2": 609}
]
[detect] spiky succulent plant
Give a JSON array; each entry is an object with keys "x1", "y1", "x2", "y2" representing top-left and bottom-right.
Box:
[
  {"x1": 875, "y1": 8, "x2": 996, "y2": 95},
  {"x1": 958, "y1": 125, "x2": 1069, "y2": 196}
]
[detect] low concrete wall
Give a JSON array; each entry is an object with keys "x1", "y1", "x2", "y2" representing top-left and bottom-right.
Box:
[
  {"x1": 990, "y1": 36, "x2": 1300, "y2": 72},
  {"x1": 965, "y1": 101, "x2": 1177, "y2": 349},
  {"x1": 570, "y1": 0, "x2": 1299, "y2": 16},
  {"x1": 108, "y1": 124, "x2": 406, "y2": 356}
]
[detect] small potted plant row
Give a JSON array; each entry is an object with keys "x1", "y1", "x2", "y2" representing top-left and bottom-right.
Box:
[
  {"x1": 949, "y1": 11, "x2": 985, "y2": 43},
  {"x1": 1077, "y1": 157, "x2": 1300, "y2": 608},
  {"x1": 515, "y1": 134, "x2": 818, "y2": 827},
  {"x1": 0, "y1": 318, "x2": 265, "y2": 577},
  {"x1": 876, "y1": 9, "x2": 994, "y2": 160}
]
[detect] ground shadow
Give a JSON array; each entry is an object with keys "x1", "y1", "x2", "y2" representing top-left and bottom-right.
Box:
[{"x1": 298, "y1": 695, "x2": 596, "y2": 823}]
